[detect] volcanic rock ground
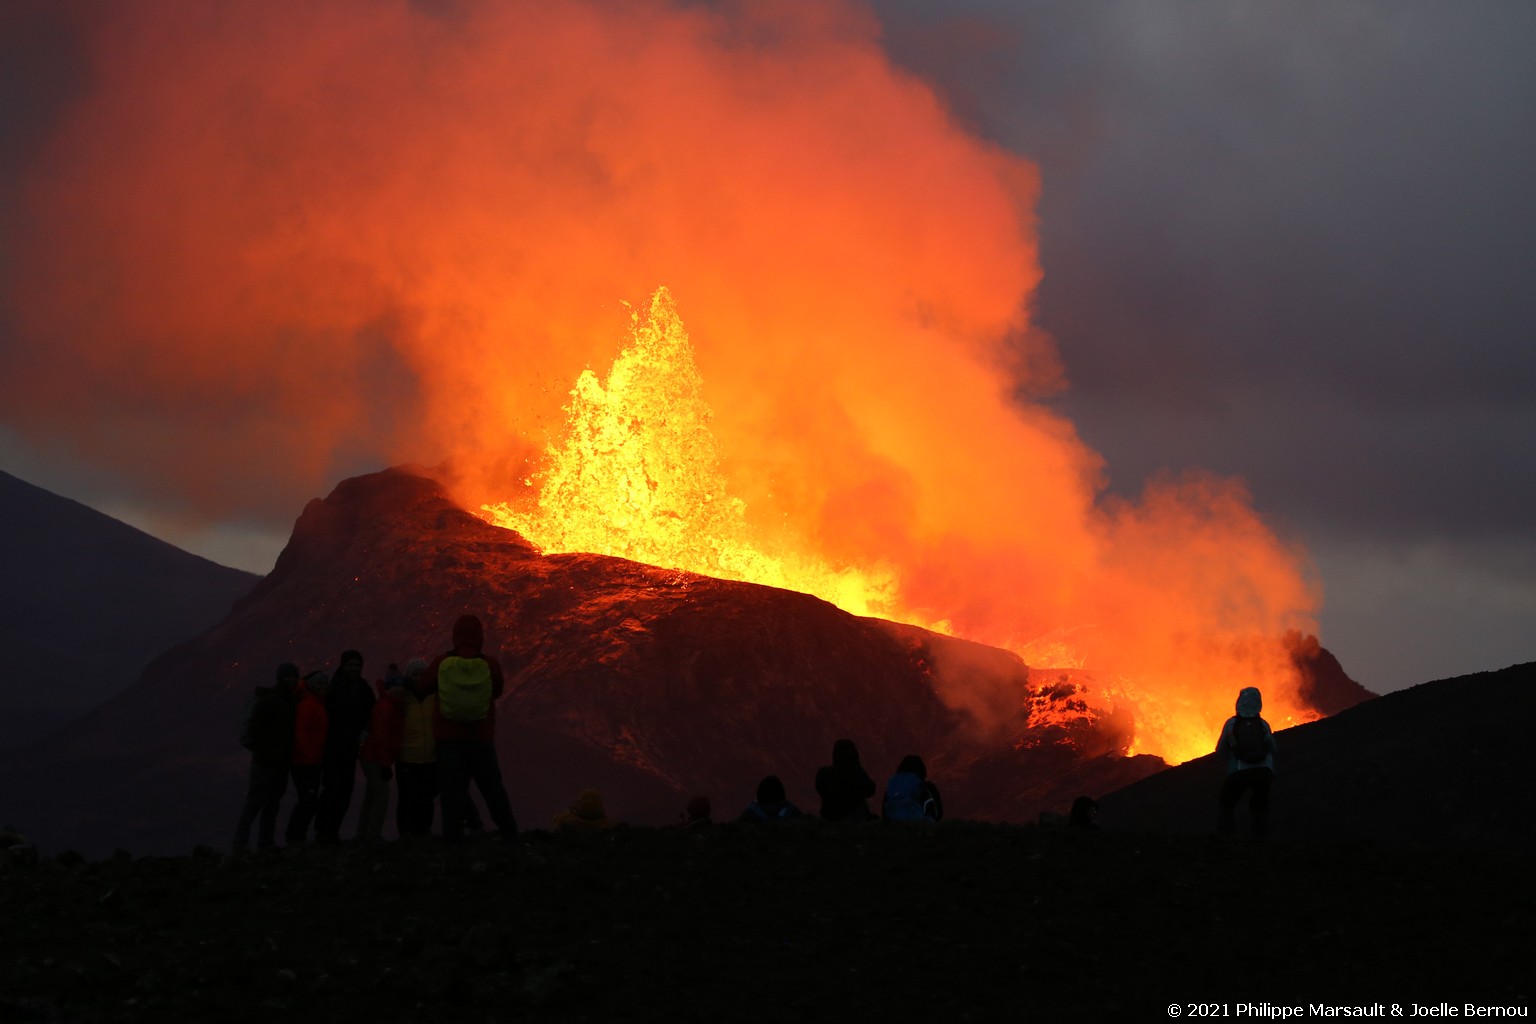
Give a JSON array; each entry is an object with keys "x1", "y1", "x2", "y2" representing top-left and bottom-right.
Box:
[{"x1": 2, "y1": 823, "x2": 1528, "y2": 1022}]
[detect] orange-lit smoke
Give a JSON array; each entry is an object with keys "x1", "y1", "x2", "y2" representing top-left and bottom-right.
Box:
[{"x1": 2, "y1": 0, "x2": 1318, "y2": 761}]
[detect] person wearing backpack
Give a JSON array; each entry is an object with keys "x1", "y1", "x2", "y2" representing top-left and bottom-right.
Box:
[
  {"x1": 882, "y1": 754, "x2": 942, "y2": 824},
  {"x1": 429, "y1": 614, "x2": 518, "y2": 838},
  {"x1": 232, "y1": 663, "x2": 299, "y2": 852},
  {"x1": 1215, "y1": 686, "x2": 1277, "y2": 838}
]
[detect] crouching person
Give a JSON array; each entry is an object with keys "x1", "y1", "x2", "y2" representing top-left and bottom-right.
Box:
[{"x1": 882, "y1": 754, "x2": 943, "y2": 824}]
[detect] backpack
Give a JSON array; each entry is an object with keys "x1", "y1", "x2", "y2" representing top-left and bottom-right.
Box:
[
  {"x1": 438, "y1": 655, "x2": 493, "y2": 723},
  {"x1": 1231, "y1": 716, "x2": 1270, "y2": 765},
  {"x1": 745, "y1": 801, "x2": 799, "y2": 822},
  {"x1": 883, "y1": 772, "x2": 928, "y2": 822}
]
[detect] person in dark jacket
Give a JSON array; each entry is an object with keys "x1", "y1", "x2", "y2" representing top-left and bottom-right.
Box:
[
  {"x1": 232, "y1": 663, "x2": 299, "y2": 851},
  {"x1": 430, "y1": 615, "x2": 517, "y2": 838},
  {"x1": 738, "y1": 775, "x2": 802, "y2": 823},
  {"x1": 314, "y1": 649, "x2": 374, "y2": 843},
  {"x1": 1215, "y1": 686, "x2": 1277, "y2": 838},
  {"x1": 815, "y1": 738, "x2": 876, "y2": 821}
]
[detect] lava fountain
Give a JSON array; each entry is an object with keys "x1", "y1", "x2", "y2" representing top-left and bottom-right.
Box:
[{"x1": 484, "y1": 288, "x2": 1320, "y2": 763}]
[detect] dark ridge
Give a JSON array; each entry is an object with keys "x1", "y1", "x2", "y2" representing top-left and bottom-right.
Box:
[
  {"x1": 1099, "y1": 661, "x2": 1535, "y2": 849},
  {"x1": 0, "y1": 469, "x2": 259, "y2": 749}
]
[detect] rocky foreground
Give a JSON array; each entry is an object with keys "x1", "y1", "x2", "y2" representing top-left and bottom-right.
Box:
[{"x1": 2, "y1": 823, "x2": 1527, "y2": 1022}]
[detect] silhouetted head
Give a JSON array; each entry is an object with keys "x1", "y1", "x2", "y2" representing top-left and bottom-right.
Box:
[
  {"x1": 337, "y1": 650, "x2": 364, "y2": 680},
  {"x1": 756, "y1": 775, "x2": 787, "y2": 805},
  {"x1": 1070, "y1": 796, "x2": 1099, "y2": 828},
  {"x1": 275, "y1": 663, "x2": 300, "y2": 690},
  {"x1": 403, "y1": 658, "x2": 430, "y2": 695},
  {"x1": 1235, "y1": 686, "x2": 1263, "y2": 718},
  {"x1": 452, "y1": 615, "x2": 484, "y2": 653},
  {"x1": 571, "y1": 789, "x2": 606, "y2": 821},
  {"x1": 897, "y1": 754, "x2": 926, "y2": 779},
  {"x1": 832, "y1": 739, "x2": 861, "y2": 767},
  {"x1": 303, "y1": 670, "x2": 331, "y2": 699},
  {"x1": 685, "y1": 796, "x2": 711, "y2": 823}
]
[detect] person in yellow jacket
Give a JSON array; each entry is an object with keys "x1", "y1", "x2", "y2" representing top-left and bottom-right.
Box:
[
  {"x1": 395, "y1": 659, "x2": 438, "y2": 837},
  {"x1": 394, "y1": 658, "x2": 489, "y2": 838}
]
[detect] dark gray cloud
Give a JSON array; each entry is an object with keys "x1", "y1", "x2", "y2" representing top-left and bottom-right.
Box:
[{"x1": 875, "y1": 0, "x2": 1536, "y2": 686}]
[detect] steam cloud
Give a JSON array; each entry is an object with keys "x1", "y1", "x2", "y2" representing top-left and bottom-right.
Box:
[{"x1": 1, "y1": 0, "x2": 1317, "y2": 759}]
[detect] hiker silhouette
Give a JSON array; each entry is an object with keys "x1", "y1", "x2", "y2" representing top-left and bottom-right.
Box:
[
  {"x1": 285, "y1": 670, "x2": 330, "y2": 845},
  {"x1": 815, "y1": 738, "x2": 876, "y2": 821},
  {"x1": 315, "y1": 650, "x2": 373, "y2": 843},
  {"x1": 882, "y1": 754, "x2": 943, "y2": 823},
  {"x1": 1215, "y1": 686, "x2": 1276, "y2": 838},
  {"x1": 429, "y1": 615, "x2": 518, "y2": 838},
  {"x1": 232, "y1": 662, "x2": 298, "y2": 851},
  {"x1": 739, "y1": 775, "x2": 802, "y2": 823}
]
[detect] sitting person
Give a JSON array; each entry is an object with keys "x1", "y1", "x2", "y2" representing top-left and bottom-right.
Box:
[
  {"x1": 553, "y1": 788, "x2": 613, "y2": 831},
  {"x1": 738, "y1": 775, "x2": 802, "y2": 823},
  {"x1": 678, "y1": 795, "x2": 712, "y2": 828},
  {"x1": 881, "y1": 754, "x2": 943, "y2": 823},
  {"x1": 815, "y1": 738, "x2": 876, "y2": 821}
]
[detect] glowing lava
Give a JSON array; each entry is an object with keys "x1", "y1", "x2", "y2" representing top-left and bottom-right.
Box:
[
  {"x1": 482, "y1": 290, "x2": 1319, "y2": 764},
  {"x1": 482, "y1": 289, "x2": 903, "y2": 619}
]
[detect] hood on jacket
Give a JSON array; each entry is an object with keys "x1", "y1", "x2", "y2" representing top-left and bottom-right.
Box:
[{"x1": 1235, "y1": 686, "x2": 1264, "y2": 717}]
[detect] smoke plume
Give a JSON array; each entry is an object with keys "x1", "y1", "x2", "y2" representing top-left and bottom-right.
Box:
[{"x1": 1, "y1": 0, "x2": 1317, "y2": 760}]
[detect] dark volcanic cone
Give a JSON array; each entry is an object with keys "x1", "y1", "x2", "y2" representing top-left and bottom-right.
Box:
[{"x1": 0, "y1": 467, "x2": 1161, "y2": 855}]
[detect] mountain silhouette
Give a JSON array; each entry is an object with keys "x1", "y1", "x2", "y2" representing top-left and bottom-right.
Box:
[{"x1": 0, "y1": 469, "x2": 258, "y2": 749}]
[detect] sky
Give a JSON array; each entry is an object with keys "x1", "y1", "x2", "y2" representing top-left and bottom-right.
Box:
[
  {"x1": 1, "y1": 0, "x2": 1531, "y2": 698},
  {"x1": 872, "y1": 1, "x2": 1536, "y2": 692}
]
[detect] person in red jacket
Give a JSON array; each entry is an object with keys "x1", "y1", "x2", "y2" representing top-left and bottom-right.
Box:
[
  {"x1": 429, "y1": 614, "x2": 518, "y2": 838},
  {"x1": 356, "y1": 677, "x2": 408, "y2": 842},
  {"x1": 284, "y1": 671, "x2": 330, "y2": 846}
]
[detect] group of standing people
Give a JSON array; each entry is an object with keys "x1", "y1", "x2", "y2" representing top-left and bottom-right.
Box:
[
  {"x1": 232, "y1": 614, "x2": 518, "y2": 852},
  {"x1": 236, "y1": 639, "x2": 1278, "y2": 847}
]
